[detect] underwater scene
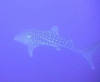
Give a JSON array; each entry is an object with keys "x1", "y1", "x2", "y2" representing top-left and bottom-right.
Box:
[{"x1": 0, "y1": 0, "x2": 100, "y2": 82}]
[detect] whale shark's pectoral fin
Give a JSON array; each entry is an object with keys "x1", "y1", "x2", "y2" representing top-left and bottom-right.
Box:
[
  {"x1": 28, "y1": 44, "x2": 38, "y2": 57},
  {"x1": 50, "y1": 26, "x2": 59, "y2": 36}
]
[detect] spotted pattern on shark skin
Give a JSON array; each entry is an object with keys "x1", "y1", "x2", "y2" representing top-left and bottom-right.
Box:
[{"x1": 14, "y1": 26, "x2": 100, "y2": 69}]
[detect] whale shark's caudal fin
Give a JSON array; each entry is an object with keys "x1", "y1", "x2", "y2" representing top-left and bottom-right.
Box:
[{"x1": 82, "y1": 41, "x2": 100, "y2": 69}]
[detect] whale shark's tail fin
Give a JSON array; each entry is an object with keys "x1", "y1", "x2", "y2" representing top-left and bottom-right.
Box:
[{"x1": 82, "y1": 41, "x2": 100, "y2": 69}]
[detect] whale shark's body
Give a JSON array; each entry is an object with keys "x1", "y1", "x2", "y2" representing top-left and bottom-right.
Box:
[{"x1": 14, "y1": 26, "x2": 100, "y2": 69}]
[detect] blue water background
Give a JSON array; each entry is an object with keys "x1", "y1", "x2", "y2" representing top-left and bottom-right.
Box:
[{"x1": 0, "y1": 0, "x2": 100, "y2": 82}]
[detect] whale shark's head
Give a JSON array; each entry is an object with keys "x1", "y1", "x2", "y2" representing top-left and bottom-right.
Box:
[
  {"x1": 14, "y1": 27, "x2": 59, "y2": 46},
  {"x1": 14, "y1": 31, "x2": 32, "y2": 45}
]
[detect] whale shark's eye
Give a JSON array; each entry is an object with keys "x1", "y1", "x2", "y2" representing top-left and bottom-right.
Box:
[{"x1": 28, "y1": 35, "x2": 31, "y2": 38}]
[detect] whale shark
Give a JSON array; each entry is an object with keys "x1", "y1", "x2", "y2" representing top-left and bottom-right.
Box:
[{"x1": 14, "y1": 26, "x2": 100, "y2": 69}]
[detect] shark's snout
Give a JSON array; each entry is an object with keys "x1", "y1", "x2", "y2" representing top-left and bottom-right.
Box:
[
  {"x1": 14, "y1": 35, "x2": 19, "y2": 41},
  {"x1": 14, "y1": 36, "x2": 16, "y2": 40},
  {"x1": 14, "y1": 33, "x2": 31, "y2": 45}
]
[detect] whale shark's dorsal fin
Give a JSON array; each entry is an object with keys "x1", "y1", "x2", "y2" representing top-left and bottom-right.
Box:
[
  {"x1": 28, "y1": 44, "x2": 38, "y2": 57},
  {"x1": 50, "y1": 26, "x2": 59, "y2": 36}
]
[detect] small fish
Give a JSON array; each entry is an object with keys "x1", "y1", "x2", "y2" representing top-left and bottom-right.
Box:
[{"x1": 14, "y1": 26, "x2": 100, "y2": 69}]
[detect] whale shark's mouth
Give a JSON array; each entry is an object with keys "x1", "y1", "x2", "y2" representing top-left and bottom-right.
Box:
[
  {"x1": 14, "y1": 33, "x2": 31, "y2": 45},
  {"x1": 14, "y1": 35, "x2": 18, "y2": 41},
  {"x1": 14, "y1": 36, "x2": 17, "y2": 41}
]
